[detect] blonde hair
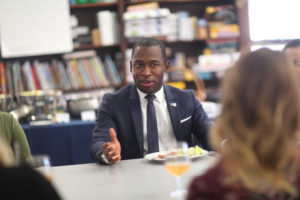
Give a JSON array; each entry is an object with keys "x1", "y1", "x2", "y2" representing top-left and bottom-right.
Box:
[
  {"x1": 211, "y1": 48, "x2": 300, "y2": 196},
  {"x1": 0, "y1": 136, "x2": 14, "y2": 167}
]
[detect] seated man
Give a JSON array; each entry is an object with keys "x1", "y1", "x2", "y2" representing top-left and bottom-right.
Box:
[
  {"x1": 91, "y1": 38, "x2": 211, "y2": 164},
  {"x1": 0, "y1": 111, "x2": 32, "y2": 164},
  {"x1": 283, "y1": 39, "x2": 300, "y2": 74}
]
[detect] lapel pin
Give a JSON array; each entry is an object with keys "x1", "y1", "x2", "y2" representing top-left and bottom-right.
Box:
[{"x1": 170, "y1": 103, "x2": 177, "y2": 107}]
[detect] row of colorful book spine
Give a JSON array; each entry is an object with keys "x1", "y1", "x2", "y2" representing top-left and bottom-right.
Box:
[{"x1": 0, "y1": 54, "x2": 121, "y2": 94}]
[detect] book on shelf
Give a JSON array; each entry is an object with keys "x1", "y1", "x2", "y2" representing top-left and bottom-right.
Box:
[
  {"x1": 10, "y1": 63, "x2": 16, "y2": 93},
  {"x1": 126, "y1": 2, "x2": 159, "y2": 12},
  {"x1": 72, "y1": 26, "x2": 90, "y2": 39},
  {"x1": 91, "y1": 28, "x2": 101, "y2": 46},
  {"x1": 66, "y1": 60, "x2": 80, "y2": 90},
  {"x1": 63, "y1": 50, "x2": 96, "y2": 60},
  {"x1": 22, "y1": 61, "x2": 36, "y2": 91},
  {"x1": 5, "y1": 62, "x2": 13, "y2": 94},
  {"x1": 104, "y1": 55, "x2": 121, "y2": 86},
  {"x1": 31, "y1": 64, "x2": 41, "y2": 90},
  {"x1": 82, "y1": 58, "x2": 101, "y2": 88},
  {"x1": 71, "y1": 59, "x2": 85, "y2": 89},
  {"x1": 17, "y1": 62, "x2": 25, "y2": 92},
  {"x1": 208, "y1": 23, "x2": 240, "y2": 39},
  {"x1": 90, "y1": 56, "x2": 110, "y2": 87},
  {"x1": 34, "y1": 61, "x2": 48, "y2": 90},
  {"x1": 35, "y1": 61, "x2": 57, "y2": 90},
  {"x1": 55, "y1": 60, "x2": 72, "y2": 90},
  {"x1": 50, "y1": 60, "x2": 62, "y2": 90},
  {"x1": 72, "y1": 59, "x2": 86, "y2": 88},
  {"x1": 178, "y1": 11, "x2": 195, "y2": 41},
  {"x1": 0, "y1": 62, "x2": 6, "y2": 94},
  {"x1": 196, "y1": 52, "x2": 240, "y2": 73},
  {"x1": 0, "y1": 49, "x2": 122, "y2": 93},
  {"x1": 12, "y1": 62, "x2": 22, "y2": 93},
  {"x1": 43, "y1": 62, "x2": 56, "y2": 89},
  {"x1": 20, "y1": 66, "x2": 28, "y2": 92},
  {"x1": 166, "y1": 13, "x2": 178, "y2": 41},
  {"x1": 63, "y1": 50, "x2": 112, "y2": 88},
  {"x1": 73, "y1": 35, "x2": 93, "y2": 48},
  {"x1": 124, "y1": 8, "x2": 171, "y2": 39},
  {"x1": 77, "y1": 59, "x2": 94, "y2": 88}
]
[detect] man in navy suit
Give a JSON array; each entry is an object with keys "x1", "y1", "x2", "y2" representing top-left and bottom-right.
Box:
[
  {"x1": 283, "y1": 39, "x2": 300, "y2": 75},
  {"x1": 91, "y1": 38, "x2": 211, "y2": 164}
]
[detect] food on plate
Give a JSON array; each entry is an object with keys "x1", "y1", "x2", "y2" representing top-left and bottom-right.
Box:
[
  {"x1": 188, "y1": 145, "x2": 205, "y2": 156},
  {"x1": 156, "y1": 145, "x2": 205, "y2": 159}
]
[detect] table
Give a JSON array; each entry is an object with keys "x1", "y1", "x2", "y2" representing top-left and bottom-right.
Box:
[
  {"x1": 52, "y1": 156, "x2": 218, "y2": 200},
  {"x1": 22, "y1": 120, "x2": 95, "y2": 166}
]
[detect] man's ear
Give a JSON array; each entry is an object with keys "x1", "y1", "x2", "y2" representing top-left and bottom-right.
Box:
[
  {"x1": 164, "y1": 59, "x2": 170, "y2": 71},
  {"x1": 130, "y1": 61, "x2": 132, "y2": 72}
]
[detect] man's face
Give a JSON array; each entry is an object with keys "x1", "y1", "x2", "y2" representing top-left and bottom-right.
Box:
[
  {"x1": 285, "y1": 47, "x2": 300, "y2": 74},
  {"x1": 130, "y1": 45, "x2": 169, "y2": 94}
]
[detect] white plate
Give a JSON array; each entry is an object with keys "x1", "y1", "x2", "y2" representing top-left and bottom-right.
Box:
[{"x1": 144, "y1": 150, "x2": 208, "y2": 162}]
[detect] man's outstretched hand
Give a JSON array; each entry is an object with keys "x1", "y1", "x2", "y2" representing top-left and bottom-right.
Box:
[{"x1": 102, "y1": 128, "x2": 121, "y2": 164}]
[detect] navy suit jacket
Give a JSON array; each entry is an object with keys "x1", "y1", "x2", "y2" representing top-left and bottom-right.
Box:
[{"x1": 91, "y1": 84, "x2": 211, "y2": 161}]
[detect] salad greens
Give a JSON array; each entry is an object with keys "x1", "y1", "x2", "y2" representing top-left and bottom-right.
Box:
[{"x1": 176, "y1": 145, "x2": 205, "y2": 156}]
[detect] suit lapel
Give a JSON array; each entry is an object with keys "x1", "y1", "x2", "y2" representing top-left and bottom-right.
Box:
[
  {"x1": 128, "y1": 85, "x2": 144, "y2": 156},
  {"x1": 164, "y1": 85, "x2": 181, "y2": 140}
]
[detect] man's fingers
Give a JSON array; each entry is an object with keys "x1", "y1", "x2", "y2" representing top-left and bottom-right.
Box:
[
  {"x1": 103, "y1": 144, "x2": 117, "y2": 157},
  {"x1": 106, "y1": 149, "x2": 116, "y2": 157},
  {"x1": 102, "y1": 142, "x2": 110, "y2": 149},
  {"x1": 108, "y1": 155, "x2": 121, "y2": 164},
  {"x1": 109, "y1": 128, "x2": 119, "y2": 144},
  {"x1": 102, "y1": 129, "x2": 121, "y2": 164}
]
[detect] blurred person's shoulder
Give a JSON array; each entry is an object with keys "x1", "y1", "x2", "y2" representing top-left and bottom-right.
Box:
[
  {"x1": 0, "y1": 164, "x2": 44, "y2": 185},
  {"x1": 0, "y1": 165, "x2": 61, "y2": 200},
  {"x1": 187, "y1": 161, "x2": 248, "y2": 200},
  {"x1": 0, "y1": 111, "x2": 14, "y2": 120}
]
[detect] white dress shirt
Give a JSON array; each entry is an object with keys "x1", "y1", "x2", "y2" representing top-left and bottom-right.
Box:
[{"x1": 137, "y1": 86, "x2": 177, "y2": 155}]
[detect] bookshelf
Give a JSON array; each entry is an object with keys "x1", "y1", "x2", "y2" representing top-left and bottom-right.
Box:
[
  {"x1": 0, "y1": 0, "x2": 244, "y2": 113},
  {"x1": 125, "y1": 0, "x2": 234, "y2": 5},
  {"x1": 69, "y1": 0, "x2": 241, "y2": 88},
  {"x1": 70, "y1": 2, "x2": 118, "y2": 8},
  {"x1": 73, "y1": 44, "x2": 120, "y2": 51}
]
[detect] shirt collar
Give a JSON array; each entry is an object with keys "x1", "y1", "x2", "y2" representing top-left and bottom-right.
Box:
[{"x1": 136, "y1": 85, "x2": 164, "y2": 104}]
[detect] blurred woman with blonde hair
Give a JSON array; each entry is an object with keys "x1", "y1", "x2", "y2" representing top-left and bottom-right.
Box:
[{"x1": 187, "y1": 48, "x2": 300, "y2": 200}]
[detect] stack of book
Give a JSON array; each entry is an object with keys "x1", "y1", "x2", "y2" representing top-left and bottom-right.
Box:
[
  {"x1": 196, "y1": 52, "x2": 240, "y2": 73},
  {"x1": 123, "y1": 3, "x2": 205, "y2": 42},
  {"x1": 205, "y1": 5, "x2": 240, "y2": 39},
  {"x1": 124, "y1": 3, "x2": 240, "y2": 42},
  {"x1": 124, "y1": 4, "x2": 171, "y2": 41},
  {"x1": 71, "y1": 15, "x2": 92, "y2": 48}
]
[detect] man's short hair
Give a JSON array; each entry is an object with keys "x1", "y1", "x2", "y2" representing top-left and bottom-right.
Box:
[
  {"x1": 283, "y1": 39, "x2": 300, "y2": 51},
  {"x1": 131, "y1": 37, "x2": 167, "y2": 61}
]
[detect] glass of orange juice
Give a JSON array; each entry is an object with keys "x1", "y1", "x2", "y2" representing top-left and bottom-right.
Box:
[
  {"x1": 29, "y1": 155, "x2": 53, "y2": 182},
  {"x1": 165, "y1": 141, "x2": 191, "y2": 198}
]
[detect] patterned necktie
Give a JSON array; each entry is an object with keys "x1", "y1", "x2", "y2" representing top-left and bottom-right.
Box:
[{"x1": 145, "y1": 94, "x2": 159, "y2": 153}]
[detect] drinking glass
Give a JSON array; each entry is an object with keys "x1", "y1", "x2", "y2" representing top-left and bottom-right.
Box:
[
  {"x1": 165, "y1": 141, "x2": 191, "y2": 198},
  {"x1": 29, "y1": 155, "x2": 53, "y2": 182}
]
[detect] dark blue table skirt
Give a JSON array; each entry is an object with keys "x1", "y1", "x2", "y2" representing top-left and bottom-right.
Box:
[{"x1": 22, "y1": 120, "x2": 95, "y2": 166}]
